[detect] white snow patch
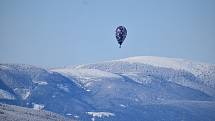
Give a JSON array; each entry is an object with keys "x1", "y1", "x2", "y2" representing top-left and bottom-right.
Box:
[
  {"x1": 66, "y1": 113, "x2": 79, "y2": 118},
  {"x1": 134, "y1": 98, "x2": 139, "y2": 102},
  {"x1": 52, "y1": 68, "x2": 121, "y2": 79},
  {"x1": 107, "y1": 85, "x2": 112, "y2": 89},
  {"x1": 74, "y1": 115, "x2": 79, "y2": 118},
  {"x1": 0, "y1": 89, "x2": 15, "y2": 100},
  {"x1": 33, "y1": 80, "x2": 48, "y2": 85},
  {"x1": 0, "y1": 65, "x2": 9, "y2": 69},
  {"x1": 52, "y1": 68, "x2": 122, "y2": 87},
  {"x1": 57, "y1": 84, "x2": 70, "y2": 92},
  {"x1": 14, "y1": 88, "x2": 30, "y2": 100},
  {"x1": 86, "y1": 89, "x2": 91, "y2": 92},
  {"x1": 66, "y1": 113, "x2": 72, "y2": 116},
  {"x1": 87, "y1": 112, "x2": 115, "y2": 121},
  {"x1": 122, "y1": 73, "x2": 153, "y2": 85},
  {"x1": 120, "y1": 104, "x2": 126, "y2": 108},
  {"x1": 32, "y1": 103, "x2": 45, "y2": 110}
]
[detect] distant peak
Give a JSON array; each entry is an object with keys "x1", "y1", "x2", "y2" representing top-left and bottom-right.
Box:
[{"x1": 110, "y1": 56, "x2": 214, "y2": 77}]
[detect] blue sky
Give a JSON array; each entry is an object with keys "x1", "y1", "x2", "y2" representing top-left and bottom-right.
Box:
[{"x1": 0, "y1": 0, "x2": 215, "y2": 67}]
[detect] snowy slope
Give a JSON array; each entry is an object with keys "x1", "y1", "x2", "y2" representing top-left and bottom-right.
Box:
[
  {"x1": 52, "y1": 56, "x2": 215, "y2": 121},
  {"x1": 72, "y1": 56, "x2": 215, "y2": 97},
  {"x1": 52, "y1": 68, "x2": 122, "y2": 88},
  {"x1": 75, "y1": 56, "x2": 215, "y2": 87},
  {"x1": 0, "y1": 64, "x2": 92, "y2": 120},
  {"x1": 1, "y1": 56, "x2": 215, "y2": 121},
  {"x1": 117, "y1": 56, "x2": 215, "y2": 86},
  {"x1": 118, "y1": 56, "x2": 214, "y2": 75}
]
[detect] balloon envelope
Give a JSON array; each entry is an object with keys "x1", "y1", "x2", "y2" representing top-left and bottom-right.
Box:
[{"x1": 115, "y1": 26, "x2": 127, "y2": 48}]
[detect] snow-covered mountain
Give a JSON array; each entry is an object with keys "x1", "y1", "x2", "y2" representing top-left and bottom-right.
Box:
[{"x1": 1, "y1": 56, "x2": 215, "y2": 121}]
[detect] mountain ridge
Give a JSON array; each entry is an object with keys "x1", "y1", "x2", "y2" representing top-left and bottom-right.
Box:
[{"x1": 1, "y1": 56, "x2": 215, "y2": 121}]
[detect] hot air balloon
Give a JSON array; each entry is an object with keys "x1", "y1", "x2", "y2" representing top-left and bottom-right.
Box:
[{"x1": 115, "y1": 26, "x2": 127, "y2": 48}]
